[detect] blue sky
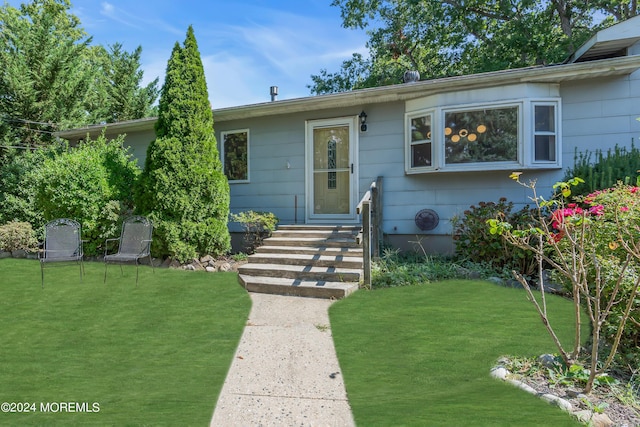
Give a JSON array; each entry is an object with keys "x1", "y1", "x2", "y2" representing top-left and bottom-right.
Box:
[{"x1": 8, "y1": 0, "x2": 369, "y2": 108}]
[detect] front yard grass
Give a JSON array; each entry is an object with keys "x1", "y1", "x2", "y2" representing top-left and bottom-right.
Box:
[
  {"x1": 330, "y1": 280, "x2": 583, "y2": 426},
  {"x1": 0, "y1": 258, "x2": 251, "y2": 426}
]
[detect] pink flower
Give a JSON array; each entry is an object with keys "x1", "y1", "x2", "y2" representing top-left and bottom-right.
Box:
[
  {"x1": 589, "y1": 205, "x2": 605, "y2": 216},
  {"x1": 620, "y1": 206, "x2": 629, "y2": 212}
]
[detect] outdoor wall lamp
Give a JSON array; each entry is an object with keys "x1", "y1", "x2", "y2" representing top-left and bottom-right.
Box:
[{"x1": 359, "y1": 110, "x2": 368, "y2": 132}]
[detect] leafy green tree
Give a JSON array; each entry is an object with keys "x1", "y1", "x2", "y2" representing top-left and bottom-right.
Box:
[
  {"x1": 0, "y1": 0, "x2": 95, "y2": 146},
  {"x1": 135, "y1": 26, "x2": 230, "y2": 262},
  {"x1": 95, "y1": 43, "x2": 160, "y2": 123},
  {"x1": 0, "y1": 0, "x2": 159, "y2": 148},
  {"x1": 310, "y1": 0, "x2": 636, "y2": 94}
]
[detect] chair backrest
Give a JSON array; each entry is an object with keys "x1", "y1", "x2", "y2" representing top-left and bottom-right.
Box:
[
  {"x1": 118, "y1": 216, "x2": 152, "y2": 256},
  {"x1": 44, "y1": 219, "x2": 82, "y2": 260}
]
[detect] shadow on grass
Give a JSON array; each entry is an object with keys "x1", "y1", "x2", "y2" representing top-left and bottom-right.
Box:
[
  {"x1": 330, "y1": 280, "x2": 582, "y2": 427},
  {"x1": 0, "y1": 258, "x2": 251, "y2": 426}
]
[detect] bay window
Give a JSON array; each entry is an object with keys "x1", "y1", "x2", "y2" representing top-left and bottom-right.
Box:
[{"x1": 405, "y1": 98, "x2": 560, "y2": 173}]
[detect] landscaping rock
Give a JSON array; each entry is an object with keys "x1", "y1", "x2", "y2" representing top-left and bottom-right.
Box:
[
  {"x1": 0, "y1": 251, "x2": 12, "y2": 259},
  {"x1": 540, "y1": 393, "x2": 573, "y2": 412},
  {"x1": 205, "y1": 266, "x2": 216, "y2": 273},
  {"x1": 217, "y1": 262, "x2": 232, "y2": 272},
  {"x1": 573, "y1": 410, "x2": 614, "y2": 427},
  {"x1": 506, "y1": 378, "x2": 538, "y2": 395},
  {"x1": 200, "y1": 255, "x2": 214, "y2": 264},
  {"x1": 537, "y1": 353, "x2": 559, "y2": 368},
  {"x1": 11, "y1": 249, "x2": 27, "y2": 258},
  {"x1": 490, "y1": 367, "x2": 508, "y2": 380}
]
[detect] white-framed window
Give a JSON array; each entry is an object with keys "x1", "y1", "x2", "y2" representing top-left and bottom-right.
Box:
[
  {"x1": 532, "y1": 102, "x2": 558, "y2": 163},
  {"x1": 405, "y1": 98, "x2": 560, "y2": 173},
  {"x1": 408, "y1": 112, "x2": 433, "y2": 168},
  {"x1": 221, "y1": 129, "x2": 249, "y2": 182}
]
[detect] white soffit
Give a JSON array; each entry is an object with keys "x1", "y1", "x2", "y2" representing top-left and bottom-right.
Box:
[{"x1": 569, "y1": 15, "x2": 640, "y2": 63}]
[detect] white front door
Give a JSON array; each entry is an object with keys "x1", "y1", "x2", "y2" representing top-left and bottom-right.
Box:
[{"x1": 306, "y1": 117, "x2": 358, "y2": 223}]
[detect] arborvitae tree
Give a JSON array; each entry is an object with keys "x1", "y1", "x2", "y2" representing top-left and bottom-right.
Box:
[{"x1": 135, "y1": 26, "x2": 230, "y2": 262}]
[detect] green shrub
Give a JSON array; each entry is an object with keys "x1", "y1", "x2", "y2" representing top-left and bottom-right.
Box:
[
  {"x1": 452, "y1": 198, "x2": 537, "y2": 276},
  {"x1": 564, "y1": 144, "x2": 640, "y2": 197},
  {"x1": 0, "y1": 145, "x2": 61, "y2": 228},
  {"x1": 0, "y1": 221, "x2": 37, "y2": 252},
  {"x1": 135, "y1": 27, "x2": 230, "y2": 262},
  {"x1": 31, "y1": 134, "x2": 139, "y2": 256},
  {"x1": 231, "y1": 211, "x2": 278, "y2": 253}
]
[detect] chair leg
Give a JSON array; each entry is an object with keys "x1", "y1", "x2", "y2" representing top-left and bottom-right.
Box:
[
  {"x1": 120, "y1": 264, "x2": 124, "y2": 277},
  {"x1": 135, "y1": 261, "x2": 139, "y2": 287},
  {"x1": 41, "y1": 263, "x2": 44, "y2": 289},
  {"x1": 104, "y1": 262, "x2": 108, "y2": 284}
]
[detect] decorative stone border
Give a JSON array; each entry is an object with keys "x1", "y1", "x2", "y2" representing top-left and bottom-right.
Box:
[{"x1": 490, "y1": 365, "x2": 615, "y2": 426}]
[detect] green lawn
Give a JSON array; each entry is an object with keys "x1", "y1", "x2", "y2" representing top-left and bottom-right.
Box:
[
  {"x1": 330, "y1": 280, "x2": 583, "y2": 427},
  {"x1": 0, "y1": 258, "x2": 251, "y2": 426}
]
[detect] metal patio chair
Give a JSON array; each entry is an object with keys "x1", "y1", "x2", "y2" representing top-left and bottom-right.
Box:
[
  {"x1": 39, "y1": 218, "x2": 84, "y2": 288},
  {"x1": 104, "y1": 216, "x2": 153, "y2": 285}
]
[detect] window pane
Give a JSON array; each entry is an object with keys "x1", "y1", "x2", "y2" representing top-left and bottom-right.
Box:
[
  {"x1": 535, "y1": 105, "x2": 555, "y2": 132},
  {"x1": 444, "y1": 107, "x2": 518, "y2": 164},
  {"x1": 535, "y1": 135, "x2": 556, "y2": 161},
  {"x1": 411, "y1": 116, "x2": 432, "y2": 142},
  {"x1": 412, "y1": 143, "x2": 432, "y2": 167},
  {"x1": 223, "y1": 131, "x2": 248, "y2": 181}
]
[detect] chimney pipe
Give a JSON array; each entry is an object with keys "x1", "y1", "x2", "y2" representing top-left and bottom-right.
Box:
[{"x1": 270, "y1": 86, "x2": 278, "y2": 102}]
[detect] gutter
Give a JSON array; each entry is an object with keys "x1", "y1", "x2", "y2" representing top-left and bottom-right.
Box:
[{"x1": 55, "y1": 55, "x2": 640, "y2": 140}]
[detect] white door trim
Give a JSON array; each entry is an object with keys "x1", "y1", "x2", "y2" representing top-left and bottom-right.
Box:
[{"x1": 305, "y1": 116, "x2": 359, "y2": 224}]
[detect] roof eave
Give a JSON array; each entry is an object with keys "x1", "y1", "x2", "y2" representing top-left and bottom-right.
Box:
[
  {"x1": 55, "y1": 55, "x2": 640, "y2": 139},
  {"x1": 214, "y1": 55, "x2": 640, "y2": 121}
]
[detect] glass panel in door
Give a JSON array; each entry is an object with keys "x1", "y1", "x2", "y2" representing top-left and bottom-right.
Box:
[{"x1": 313, "y1": 126, "x2": 350, "y2": 214}]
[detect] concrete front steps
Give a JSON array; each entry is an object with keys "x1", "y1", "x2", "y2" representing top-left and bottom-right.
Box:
[{"x1": 238, "y1": 225, "x2": 363, "y2": 299}]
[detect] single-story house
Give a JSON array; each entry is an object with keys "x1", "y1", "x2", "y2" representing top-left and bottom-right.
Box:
[{"x1": 56, "y1": 17, "x2": 640, "y2": 254}]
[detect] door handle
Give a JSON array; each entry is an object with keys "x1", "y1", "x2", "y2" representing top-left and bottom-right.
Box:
[{"x1": 351, "y1": 163, "x2": 354, "y2": 173}]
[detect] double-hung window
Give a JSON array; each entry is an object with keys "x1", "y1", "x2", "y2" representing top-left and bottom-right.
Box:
[
  {"x1": 221, "y1": 129, "x2": 249, "y2": 182},
  {"x1": 409, "y1": 113, "x2": 433, "y2": 168}
]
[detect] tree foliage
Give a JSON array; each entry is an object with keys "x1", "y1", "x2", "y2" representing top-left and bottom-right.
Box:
[
  {"x1": 310, "y1": 0, "x2": 638, "y2": 94},
  {"x1": 0, "y1": 0, "x2": 159, "y2": 147},
  {"x1": 135, "y1": 26, "x2": 230, "y2": 262},
  {"x1": 0, "y1": 0, "x2": 95, "y2": 146},
  {"x1": 94, "y1": 43, "x2": 160, "y2": 123}
]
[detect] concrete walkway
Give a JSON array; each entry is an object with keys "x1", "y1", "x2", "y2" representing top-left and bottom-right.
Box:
[{"x1": 210, "y1": 293, "x2": 356, "y2": 427}]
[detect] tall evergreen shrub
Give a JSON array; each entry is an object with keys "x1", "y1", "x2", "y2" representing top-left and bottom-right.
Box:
[
  {"x1": 564, "y1": 144, "x2": 640, "y2": 196},
  {"x1": 135, "y1": 26, "x2": 230, "y2": 262}
]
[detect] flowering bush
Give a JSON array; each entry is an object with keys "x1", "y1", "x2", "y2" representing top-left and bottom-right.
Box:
[
  {"x1": 488, "y1": 175, "x2": 640, "y2": 393},
  {"x1": 557, "y1": 184, "x2": 640, "y2": 367}
]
